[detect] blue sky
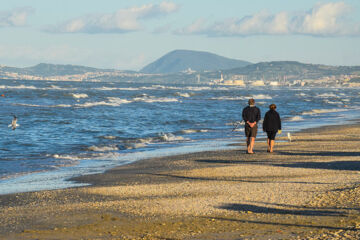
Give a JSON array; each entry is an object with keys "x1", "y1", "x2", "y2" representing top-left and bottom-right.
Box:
[{"x1": 0, "y1": 0, "x2": 360, "y2": 70}]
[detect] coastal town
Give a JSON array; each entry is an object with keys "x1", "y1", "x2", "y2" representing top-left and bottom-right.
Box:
[{"x1": 1, "y1": 67, "x2": 359, "y2": 87}]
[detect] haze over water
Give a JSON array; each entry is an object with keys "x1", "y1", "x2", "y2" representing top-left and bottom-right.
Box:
[{"x1": 1, "y1": 79, "x2": 360, "y2": 194}]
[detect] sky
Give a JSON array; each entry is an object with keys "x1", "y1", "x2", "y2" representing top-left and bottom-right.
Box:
[{"x1": 0, "y1": 0, "x2": 360, "y2": 70}]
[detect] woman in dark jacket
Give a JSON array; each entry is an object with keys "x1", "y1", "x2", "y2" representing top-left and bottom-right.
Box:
[{"x1": 263, "y1": 104, "x2": 281, "y2": 153}]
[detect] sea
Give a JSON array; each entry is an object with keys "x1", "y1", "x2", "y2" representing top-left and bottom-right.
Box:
[{"x1": 1, "y1": 79, "x2": 360, "y2": 195}]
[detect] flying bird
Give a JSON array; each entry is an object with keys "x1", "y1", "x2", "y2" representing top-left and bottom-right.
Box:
[
  {"x1": 9, "y1": 115, "x2": 19, "y2": 130},
  {"x1": 287, "y1": 132, "x2": 292, "y2": 142}
]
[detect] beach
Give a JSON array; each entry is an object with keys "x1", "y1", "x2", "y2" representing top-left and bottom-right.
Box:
[{"x1": 1, "y1": 123, "x2": 360, "y2": 239}]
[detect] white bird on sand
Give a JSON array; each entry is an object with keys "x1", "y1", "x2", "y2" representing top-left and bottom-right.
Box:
[
  {"x1": 8, "y1": 115, "x2": 19, "y2": 130},
  {"x1": 287, "y1": 132, "x2": 292, "y2": 142}
]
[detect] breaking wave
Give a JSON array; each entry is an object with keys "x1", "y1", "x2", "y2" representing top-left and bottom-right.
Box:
[
  {"x1": 71, "y1": 93, "x2": 88, "y2": 99},
  {"x1": 302, "y1": 108, "x2": 345, "y2": 115},
  {"x1": 180, "y1": 129, "x2": 209, "y2": 134},
  {"x1": 286, "y1": 116, "x2": 304, "y2": 122}
]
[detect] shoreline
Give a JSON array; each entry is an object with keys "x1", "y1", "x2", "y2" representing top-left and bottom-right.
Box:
[
  {"x1": 1, "y1": 117, "x2": 357, "y2": 196},
  {"x1": 1, "y1": 122, "x2": 360, "y2": 239}
]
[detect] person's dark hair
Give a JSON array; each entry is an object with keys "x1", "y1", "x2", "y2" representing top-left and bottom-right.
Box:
[
  {"x1": 248, "y1": 98, "x2": 255, "y2": 105},
  {"x1": 269, "y1": 104, "x2": 277, "y2": 110}
]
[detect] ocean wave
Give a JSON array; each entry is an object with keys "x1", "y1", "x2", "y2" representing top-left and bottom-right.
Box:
[
  {"x1": 133, "y1": 95, "x2": 179, "y2": 103},
  {"x1": 14, "y1": 103, "x2": 72, "y2": 108},
  {"x1": 325, "y1": 101, "x2": 343, "y2": 105},
  {"x1": 88, "y1": 145, "x2": 119, "y2": 152},
  {"x1": 141, "y1": 85, "x2": 182, "y2": 90},
  {"x1": 94, "y1": 87, "x2": 141, "y2": 91},
  {"x1": 0, "y1": 84, "x2": 37, "y2": 89},
  {"x1": 251, "y1": 94, "x2": 272, "y2": 99},
  {"x1": 158, "y1": 133, "x2": 187, "y2": 142},
  {"x1": 101, "y1": 135, "x2": 117, "y2": 140},
  {"x1": 316, "y1": 93, "x2": 338, "y2": 98},
  {"x1": 174, "y1": 92, "x2": 193, "y2": 98},
  {"x1": 75, "y1": 97, "x2": 131, "y2": 107},
  {"x1": 302, "y1": 108, "x2": 345, "y2": 115},
  {"x1": 185, "y1": 86, "x2": 212, "y2": 91},
  {"x1": 210, "y1": 96, "x2": 246, "y2": 101},
  {"x1": 123, "y1": 142, "x2": 147, "y2": 150},
  {"x1": 52, "y1": 152, "x2": 124, "y2": 162},
  {"x1": 180, "y1": 129, "x2": 209, "y2": 134},
  {"x1": 52, "y1": 154, "x2": 83, "y2": 161},
  {"x1": 44, "y1": 85, "x2": 78, "y2": 91},
  {"x1": 286, "y1": 116, "x2": 304, "y2": 121},
  {"x1": 71, "y1": 93, "x2": 88, "y2": 99}
]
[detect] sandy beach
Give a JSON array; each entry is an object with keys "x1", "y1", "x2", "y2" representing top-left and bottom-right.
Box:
[{"x1": 1, "y1": 123, "x2": 360, "y2": 239}]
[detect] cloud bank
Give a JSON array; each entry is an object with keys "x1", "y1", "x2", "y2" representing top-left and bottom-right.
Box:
[
  {"x1": 0, "y1": 7, "x2": 34, "y2": 27},
  {"x1": 177, "y1": 2, "x2": 360, "y2": 37},
  {"x1": 46, "y1": 1, "x2": 179, "y2": 34}
]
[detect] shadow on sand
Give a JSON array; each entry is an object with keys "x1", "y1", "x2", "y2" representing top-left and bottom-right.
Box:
[
  {"x1": 273, "y1": 160, "x2": 360, "y2": 171},
  {"x1": 219, "y1": 203, "x2": 345, "y2": 217},
  {"x1": 278, "y1": 151, "x2": 360, "y2": 157}
]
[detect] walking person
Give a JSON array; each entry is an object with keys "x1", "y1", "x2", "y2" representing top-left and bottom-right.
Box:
[
  {"x1": 242, "y1": 98, "x2": 261, "y2": 154},
  {"x1": 263, "y1": 104, "x2": 281, "y2": 153}
]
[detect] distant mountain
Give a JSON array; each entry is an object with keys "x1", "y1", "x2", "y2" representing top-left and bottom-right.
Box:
[
  {"x1": 222, "y1": 61, "x2": 360, "y2": 80},
  {"x1": 26, "y1": 63, "x2": 104, "y2": 76},
  {"x1": 140, "y1": 50, "x2": 251, "y2": 74},
  {"x1": 0, "y1": 63, "x2": 109, "y2": 77}
]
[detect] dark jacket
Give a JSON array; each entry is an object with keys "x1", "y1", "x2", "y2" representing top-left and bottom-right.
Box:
[
  {"x1": 242, "y1": 106, "x2": 261, "y2": 123},
  {"x1": 263, "y1": 110, "x2": 281, "y2": 132}
]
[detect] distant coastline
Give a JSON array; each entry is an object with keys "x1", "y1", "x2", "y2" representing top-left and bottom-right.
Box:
[{"x1": 1, "y1": 49, "x2": 360, "y2": 86}]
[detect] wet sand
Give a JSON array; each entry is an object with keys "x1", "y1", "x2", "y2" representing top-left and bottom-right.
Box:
[{"x1": 1, "y1": 123, "x2": 360, "y2": 239}]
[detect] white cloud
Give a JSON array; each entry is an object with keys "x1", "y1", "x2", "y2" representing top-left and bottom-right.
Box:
[
  {"x1": 46, "y1": 1, "x2": 180, "y2": 34},
  {"x1": 0, "y1": 7, "x2": 34, "y2": 27},
  {"x1": 177, "y1": 2, "x2": 360, "y2": 37},
  {"x1": 0, "y1": 44, "x2": 92, "y2": 66},
  {"x1": 175, "y1": 18, "x2": 209, "y2": 35}
]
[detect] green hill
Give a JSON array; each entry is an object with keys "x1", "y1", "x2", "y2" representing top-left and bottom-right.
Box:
[
  {"x1": 140, "y1": 50, "x2": 251, "y2": 74},
  {"x1": 0, "y1": 63, "x2": 113, "y2": 77},
  {"x1": 222, "y1": 61, "x2": 360, "y2": 80}
]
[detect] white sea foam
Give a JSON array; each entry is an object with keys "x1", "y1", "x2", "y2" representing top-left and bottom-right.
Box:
[
  {"x1": 52, "y1": 154, "x2": 83, "y2": 161},
  {"x1": 71, "y1": 93, "x2": 88, "y2": 99},
  {"x1": 185, "y1": 86, "x2": 212, "y2": 91},
  {"x1": 316, "y1": 93, "x2": 338, "y2": 98},
  {"x1": 302, "y1": 108, "x2": 344, "y2": 115},
  {"x1": 226, "y1": 121, "x2": 244, "y2": 126},
  {"x1": 75, "y1": 97, "x2": 131, "y2": 107},
  {"x1": 102, "y1": 136, "x2": 117, "y2": 139},
  {"x1": 88, "y1": 145, "x2": 119, "y2": 152},
  {"x1": 287, "y1": 116, "x2": 304, "y2": 121},
  {"x1": 133, "y1": 96, "x2": 179, "y2": 103},
  {"x1": 251, "y1": 94, "x2": 272, "y2": 99},
  {"x1": 180, "y1": 129, "x2": 208, "y2": 134},
  {"x1": 49, "y1": 85, "x2": 62, "y2": 90},
  {"x1": 95, "y1": 86, "x2": 142, "y2": 91},
  {"x1": 124, "y1": 143, "x2": 147, "y2": 149},
  {"x1": 325, "y1": 101, "x2": 343, "y2": 105},
  {"x1": 14, "y1": 103, "x2": 72, "y2": 108},
  {"x1": 54, "y1": 104, "x2": 72, "y2": 108},
  {"x1": 210, "y1": 96, "x2": 246, "y2": 101},
  {"x1": 159, "y1": 133, "x2": 187, "y2": 142},
  {"x1": 95, "y1": 87, "x2": 119, "y2": 91},
  {"x1": 0, "y1": 85, "x2": 37, "y2": 89},
  {"x1": 174, "y1": 92, "x2": 192, "y2": 98}
]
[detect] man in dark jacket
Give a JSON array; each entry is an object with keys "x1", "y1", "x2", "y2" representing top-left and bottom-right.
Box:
[
  {"x1": 263, "y1": 104, "x2": 281, "y2": 153},
  {"x1": 242, "y1": 98, "x2": 261, "y2": 154}
]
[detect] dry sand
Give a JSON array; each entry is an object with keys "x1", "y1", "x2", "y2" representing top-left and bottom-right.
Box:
[{"x1": 1, "y1": 123, "x2": 360, "y2": 239}]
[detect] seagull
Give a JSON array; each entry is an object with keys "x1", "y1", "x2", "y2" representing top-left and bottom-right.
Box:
[
  {"x1": 8, "y1": 115, "x2": 19, "y2": 130},
  {"x1": 287, "y1": 132, "x2": 292, "y2": 142}
]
